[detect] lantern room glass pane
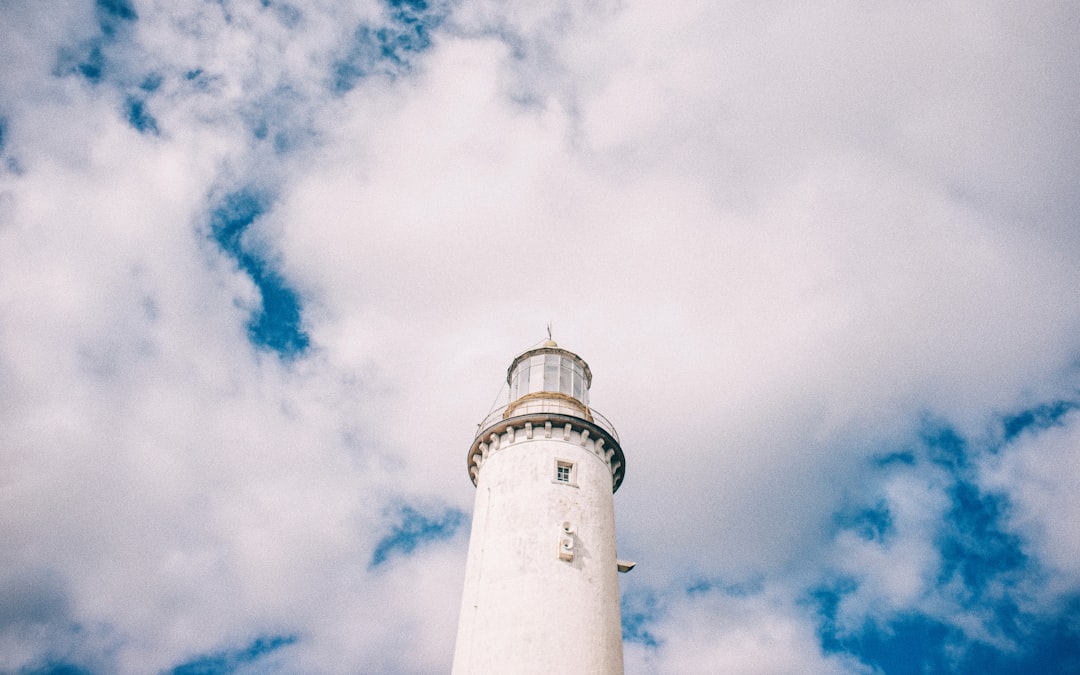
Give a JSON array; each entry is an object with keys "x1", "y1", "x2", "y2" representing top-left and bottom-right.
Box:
[
  {"x1": 518, "y1": 364, "x2": 529, "y2": 397},
  {"x1": 560, "y1": 364, "x2": 571, "y2": 394},
  {"x1": 530, "y1": 356, "x2": 544, "y2": 393},
  {"x1": 544, "y1": 354, "x2": 559, "y2": 390},
  {"x1": 572, "y1": 372, "x2": 582, "y2": 399}
]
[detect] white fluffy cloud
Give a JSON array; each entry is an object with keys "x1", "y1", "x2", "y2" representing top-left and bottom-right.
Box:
[
  {"x1": 623, "y1": 583, "x2": 871, "y2": 675},
  {"x1": 2, "y1": 0, "x2": 1079, "y2": 672},
  {"x1": 981, "y1": 410, "x2": 1080, "y2": 596}
]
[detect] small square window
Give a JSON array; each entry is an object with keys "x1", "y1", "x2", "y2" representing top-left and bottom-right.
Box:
[{"x1": 555, "y1": 460, "x2": 574, "y2": 485}]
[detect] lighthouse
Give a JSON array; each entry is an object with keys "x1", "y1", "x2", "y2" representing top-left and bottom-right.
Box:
[{"x1": 452, "y1": 340, "x2": 630, "y2": 674}]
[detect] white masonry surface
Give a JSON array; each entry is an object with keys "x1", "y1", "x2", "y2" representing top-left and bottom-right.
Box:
[{"x1": 452, "y1": 342, "x2": 627, "y2": 675}]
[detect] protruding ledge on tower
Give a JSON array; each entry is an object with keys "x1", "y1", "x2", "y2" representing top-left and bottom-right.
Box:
[{"x1": 467, "y1": 412, "x2": 625, "y2": 492}]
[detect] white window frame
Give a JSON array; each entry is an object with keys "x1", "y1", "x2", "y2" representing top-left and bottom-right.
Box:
[{"x1": 553, "y1": 459, "x2": 577, "y2": 487}]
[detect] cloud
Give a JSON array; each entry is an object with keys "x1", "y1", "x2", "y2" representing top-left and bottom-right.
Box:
[
  {"x1": 981, "y1": 408, "x2": 1080, "y2": 595},
  {"x1": 805, "y1": 413, "x2": 1080, "y2": 672},
  {"x1": 331, "y1": 0, "x2": 449, "y2": 93},
  {"x1": 624, "y1": 581, "x2": 870, "y2": 674},
  {"x1": 2, "y1": 0, "x2": 1079, "y2": 672}
]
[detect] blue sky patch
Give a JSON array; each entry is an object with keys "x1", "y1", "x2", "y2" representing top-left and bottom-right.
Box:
[
  {"x1": 331, "y1": 0, "x2": 447, "y2": 93},
  {"x1": 209, "y1": 190, "x2": 310, "y2": 358},
  {"x1": 169, "y1": 634, "x2": 296, "y2": 675},
  {"x1": 74, "y1": 0, "x2": 136, "y2": 77},
  {"x1": 872, "y1": 450, "x2": 916, "y2": 467},
  {"x1": 95, "y1": 0, "x2": 137, "y2": 24},
  {"x1": 872, "y1": 449, "x2": 915, "y2": 466},
  {"x1": 125, "y1": 96, "x2": 158, "y2": 135},
  {"x1": 936, "y1": 480, "x2": 1027, "y2": 595},
  {"x1": 835, "y1": 614, "x2": 957, "y2": 675},
  {"x1": 1002, "y1": 400, "x2": 1078, "y2": 441},
  {"x1": 53, "y1": 0, "x2": 137, "y2": 87},
  {"x1": 370, "y1": 504, "x2": 464, "y2": 568},
  {"x1": 808, "y1": 581, "x2": 997, "y2": 673},
  {"x1": 22, "y1": 665, "x2": 93, "y2": 675},
  {"x1": 241, "y1": 86, "x2": 314, "y2": 155},
  {"x1": 806, "y1": 577, "x2": 858, "y2": 654},
  {"x1": 685, "y1": 576, "x2": 763, "y2": 597},
  {"x1": 140, "y1": 73, "x2": 163, "y2": 92},
  {"x1": 833, "y1": 501, "x2": 893, "y2": 543},
  {"x1": 259, "y1": 0, "x2": 303, "y2": 29},
  {"x1": 63, "y1": 45, "x2": 106, "y2": 84},
  {"x1": 817, "y1": 608, "x2": 1080, "y2": 674},
  {"x1": 621, "y1": 591, "x2": 661, "y2": 647},
  {"x1": 920, "y1": 421, "x2": 969, "y2": 472},
  {"x1": 810, "y1": 417, "x2": 1080, "y2": 673}
]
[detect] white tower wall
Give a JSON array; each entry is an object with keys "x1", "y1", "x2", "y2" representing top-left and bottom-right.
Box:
[{"x1": 452, "y1": 343, "x2": 627, "y2": 675}]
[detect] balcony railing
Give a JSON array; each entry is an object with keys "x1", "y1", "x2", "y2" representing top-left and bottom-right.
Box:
[{"x1": 475, "y1": 402, "x2": 620, "y2": 444}]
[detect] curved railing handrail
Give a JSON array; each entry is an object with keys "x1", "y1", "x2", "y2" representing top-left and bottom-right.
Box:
[
  {"x1": 475, "y1": 402, "x2": 620, "y2": 444},
  {"x1": 475, "y1": 406, "x2": 508, "y2": 433},
  {"x1": 587, "y1": 408, "x2": 620, "y2": 444}
]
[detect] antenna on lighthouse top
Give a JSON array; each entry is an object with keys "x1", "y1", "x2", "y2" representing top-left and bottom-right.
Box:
[{"x1": 545, "y1": 321, "x2": 556, "y2": 347}]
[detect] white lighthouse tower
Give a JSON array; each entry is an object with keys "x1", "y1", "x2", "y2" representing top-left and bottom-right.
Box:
[{"x1": 452, "y1": 340, "x2": 630, "y2": 674}]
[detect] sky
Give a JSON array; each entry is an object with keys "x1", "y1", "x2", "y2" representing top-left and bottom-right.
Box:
[{"x1": 2, "y1": 0, "x2": 1079, "y2": 673}]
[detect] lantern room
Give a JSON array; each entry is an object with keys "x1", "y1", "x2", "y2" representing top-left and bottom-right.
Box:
[{"x1": 505, "y1": 340, "x2": 592, "y2": 418}]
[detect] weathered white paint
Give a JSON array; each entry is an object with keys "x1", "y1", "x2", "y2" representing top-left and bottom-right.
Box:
[{"x1": 452, "y1": 344, "x2": 626, "y2": 675}]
